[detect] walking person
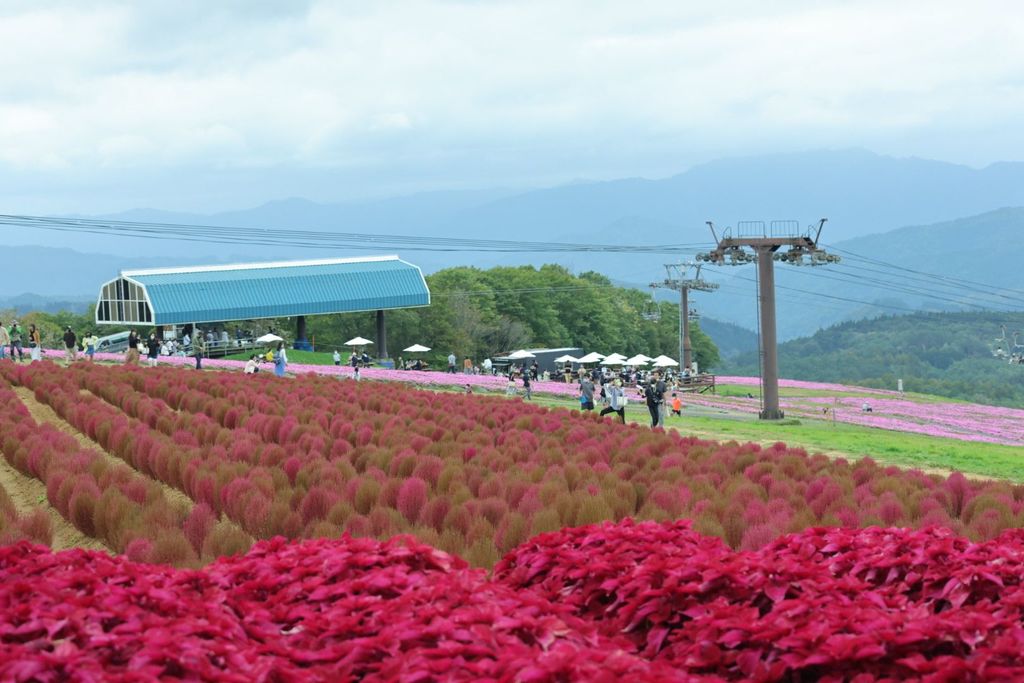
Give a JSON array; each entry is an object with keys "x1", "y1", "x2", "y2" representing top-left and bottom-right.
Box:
[
  {"x1": 351, "y1": 350, "x2": 360, "y2": 381},
  {"x1": 654, "y1": 371, "x2": 668, "y2": 426},
  {"x1": 578, "y1": 374, "x2": 595, "y2": 412},
  {"x1": 193, "y1": 331, "x2": 204, "y2": 370},
  {"x1": 83, "y1": 332, "x2": 98, "y2": 361},
  {"x1": 146, "y1": 332, "x2": 161, "y2": 367},
  {"x1": 599, "y1": 378, "x2": 627, "y2": 424},
  {"x1": 8, "y1": 321, "x2": 23, "y2": 362},
  {"x1": 28, "y1": 324, "x2": 42, "y2": 362},
  {"x1": 522, "y1": 371, "x2": 532, "y2": 400},
  {"x1": 333, "y1": 349, "x2": 341, "y2": 366},
  {"x1": 125, "y1": 330, "x2": 140, "y2": 365},
  {"x1": 0, "y1": 321, "x2": 8, "y2": 360},
  {"x1": 62, "y1": 326, "x2": 77, "y2": 363},
  {"x1": 273, "y1": 341, "x2": 287, "y2": 377},
  {"x1": 447, "y1": 352, "x2": 457, "y2": 374},
  {"x1": 644, "y1": 376, "x2": 661, "y2": 428}
]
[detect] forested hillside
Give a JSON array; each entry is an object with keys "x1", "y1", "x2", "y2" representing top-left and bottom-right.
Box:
[
  {"x1": 726, "y1": 312, "x2": 1024, "y2": 407},
  {"x1": 307, "y1": 265, "x2": 720, "y2": 367}
]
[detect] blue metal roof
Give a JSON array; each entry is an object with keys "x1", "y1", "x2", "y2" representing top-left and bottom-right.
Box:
[{"x1": 117, "y1": 256, "x2": 429, "y2": 325}]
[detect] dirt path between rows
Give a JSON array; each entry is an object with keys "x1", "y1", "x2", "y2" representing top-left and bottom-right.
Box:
[
  {"x1": 0, "y1": 448, "x2": 111, "y2": 553},
  {"x1": 41, "y1": 385, "x2": 254, "y2": 547},
  {"x1": 12, "y1": 386, "x2": 198, "y2": 514}
]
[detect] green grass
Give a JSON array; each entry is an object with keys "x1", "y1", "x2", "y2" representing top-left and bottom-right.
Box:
[
  {"x1": 525, "y1": 392, "x2": 1024, "y2": 482},
  {"x1": 224, "y1": 349, "x2": 344, "y2": 366}
]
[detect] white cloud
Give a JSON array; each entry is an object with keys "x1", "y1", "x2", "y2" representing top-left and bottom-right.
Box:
[{"x1": 1, "y1": 0, "x2": 1023, "y2": 210}]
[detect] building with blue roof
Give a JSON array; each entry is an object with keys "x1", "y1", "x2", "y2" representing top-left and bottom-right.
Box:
[{"x1": 94, "y1": 255, "x2": 430, "y2": 357}]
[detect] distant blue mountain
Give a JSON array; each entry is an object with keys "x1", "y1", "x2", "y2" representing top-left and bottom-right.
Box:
[{"x1": 10, "y1": 149, "x2": 1024, "y2": 338}]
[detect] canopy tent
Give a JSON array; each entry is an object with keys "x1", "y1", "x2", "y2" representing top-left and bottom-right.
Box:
[
  {"x1": 653, "y1": 357, "x2": 680, "y2": 368},
  {"x1": 345, "y1": 337, "x2": 374, "y2": 346},
  {"x1": 631, "y1": 354, "x2": 654, "y2": 362},
  {"x1": 506, "y1": 349, "x2": 536, "y2": 360},
  {"x1": 255, "y1": 333, "x2": 283, "y2": 344},
  {"x1": 552, "y1": 354, "x2": 578, "y2": 363},
  {"x1": 576, "y1": 352, "x2": 606, "y2": 364},
  {"x1": 624, "y1": 355, "x2": 650, "y2": 366},
  {"x1": 403, "y1": 344, "x2": 431, "y2": 353}
]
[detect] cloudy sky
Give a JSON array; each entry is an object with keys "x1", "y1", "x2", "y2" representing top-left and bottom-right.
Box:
[{"x1": 2, "y1": 0, "x2": 1023, "y2": 213}]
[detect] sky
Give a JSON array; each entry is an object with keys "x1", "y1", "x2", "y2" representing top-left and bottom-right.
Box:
[{"x1": 2, "y1": 0, "x2": 1023, "y2": 214}]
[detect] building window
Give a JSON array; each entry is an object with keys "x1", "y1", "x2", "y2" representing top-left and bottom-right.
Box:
[{"x1": 98, "y1": 278, "x2": 154, "y2": 324}]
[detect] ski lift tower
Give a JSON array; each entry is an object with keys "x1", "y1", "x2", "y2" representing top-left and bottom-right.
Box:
[
  {"x1": 651, "y1": 262, "x2": 718, "y2": 371},
  {"x1": 697, "y1": 219, "x2": 839, "y2": 420}
]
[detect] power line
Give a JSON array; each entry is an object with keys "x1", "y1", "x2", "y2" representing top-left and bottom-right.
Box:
[{"x1": 0, "y1": 214, "x2": 714, "y2": 255}]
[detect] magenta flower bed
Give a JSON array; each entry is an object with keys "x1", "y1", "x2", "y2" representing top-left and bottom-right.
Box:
[{"x1": 6, "y1": 522, "x2": 1024, "y2": 680}]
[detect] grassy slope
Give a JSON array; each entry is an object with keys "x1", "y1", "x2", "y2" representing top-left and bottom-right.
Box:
[{"x1": 526, "y1": 390, "x2": 1024, "y2": 482}]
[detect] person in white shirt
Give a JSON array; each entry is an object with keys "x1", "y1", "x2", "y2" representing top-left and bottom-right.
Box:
[
  {"x1": 482, "y1": 357, "x2": 492, "y2": 375},
  {"x1": 245, "y1": 355, "x2": 260, "y2": 374},
  {"x1": 333, "y1": 349, "x2": 341, "y2": 366}
]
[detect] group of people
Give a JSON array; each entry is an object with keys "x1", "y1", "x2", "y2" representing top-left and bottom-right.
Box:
[
  {"x1": 1, "y1": 320, "x2": 102, "y2": 363},
  {"x1": 244, "y1": 342, "x2": 289, "y2": 377},
  {"x1": 573, "y1": 369, "x2": 681, "y2": 427}
]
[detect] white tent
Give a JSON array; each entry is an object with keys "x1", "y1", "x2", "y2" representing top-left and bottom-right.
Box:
[
  {"x1": 624, "y1": 354, "x2": 650, "y2": 366},
  {"x1": 403, "y1": 344, "x2": 431, "y2": 353},
  {"x1": 631, "y1": 354, "x2": 654, "y2": 362},
  {"x1": 345, "y1": 337, "x2": 374, "y2": 346},
  {"x1": 506, "y1": 349, "x2": 536, "y2": 360},
  {"x1": 255, "y1": 333, "x2": 283, "y2": 344},
  {"x1": 576, "y1": 352, "x2": 606, "y2": 364},
  {"x1": 653, "y1": 357, "x2": 679, "y2": 367},
  {"x1": 600, "y1": 354, "x2": 628, "y2": 366},
  {"x1": 552, "y1": 354, "x2": 578, "y2": 363}
]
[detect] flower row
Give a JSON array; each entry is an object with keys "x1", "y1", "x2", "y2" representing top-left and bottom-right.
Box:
[{"x1": 6, "y1": 521, "x2": 1024, "y2": 680}]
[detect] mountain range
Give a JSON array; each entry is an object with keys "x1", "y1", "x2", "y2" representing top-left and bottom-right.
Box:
[{"x1": 10, "y1": 148, "x2": 1024, "y2": 339}]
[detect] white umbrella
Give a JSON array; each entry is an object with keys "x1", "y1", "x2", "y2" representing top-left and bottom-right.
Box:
[
  {"x1": 255, "y1": 333, "x2": 283, "y2": 344},
  {"x1": 601, "y1": 356, "x2": 626, "y2": 366},
  {"x1": 552, "y1": 354, "x2": 578, "y2": 363},
  {"x1": 506, "y1": 349, "x2": 536, "y2": 360},
  {"x1": 653, "y1": 357, "x2": 679, "y2": 367},
  {"x1": 345, "y1": 337, "x2": 374, "y2": 346},
  {"x1": 403, "y1": 344, "x2": 431, "y2": 353},
  {"x1": 624, "y1": 355, "x2": 650, "y2": 366},
  {"x1": 631, "y1": 354, "x2": 654, "y2": 362},
  {"x1": 576, "y1": 352, "x2": 606, "y2": 364}
]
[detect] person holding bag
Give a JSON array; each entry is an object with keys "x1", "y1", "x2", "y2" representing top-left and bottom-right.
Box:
[{"x1": 28, "y1": 324, "x2": 42, "y2": 361}]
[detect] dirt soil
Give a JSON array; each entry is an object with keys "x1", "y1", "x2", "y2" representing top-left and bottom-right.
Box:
[
  {"x1": 13, "y1": 386, "x2": 197, "y2": 513},
  {"x1": 0, "y1": 445, "x2": 110, "y2": 553}
]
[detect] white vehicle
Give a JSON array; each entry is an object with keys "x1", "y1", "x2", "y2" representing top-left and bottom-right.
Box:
[{"x1": 96, "y1": 331, "x2": 131, "y2": 353}]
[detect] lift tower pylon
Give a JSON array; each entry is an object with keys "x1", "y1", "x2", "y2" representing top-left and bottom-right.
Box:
[
  {"x1": 651, "y1": 262, "x2": 718, "y2": 371},
  {"x1": 697, "y1": 219, "x2": 839, "y2": 420}
]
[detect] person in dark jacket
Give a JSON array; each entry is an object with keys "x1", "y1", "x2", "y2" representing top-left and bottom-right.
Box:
[
  {"x1": 146, "y1": 333, "x2": 161, "y2": 367},
  {"x1": 63, "y1": 326, "x2": 77, "y2": 363}
]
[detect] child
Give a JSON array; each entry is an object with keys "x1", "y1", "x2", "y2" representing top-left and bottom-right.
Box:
[{"x1": 670, "y1": 393, "x2": 682, "y2": 417}]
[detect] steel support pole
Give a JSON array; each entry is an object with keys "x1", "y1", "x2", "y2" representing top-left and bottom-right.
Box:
[
  {"x1": 680, "y1": 286, "x2": 691, "y2": 370},
  {"x1": 375, "y1": 310, "x2": 388, "y2": 360},
  {"x1": 756, "y1": 248, "x2": 783, "y2": 419}
]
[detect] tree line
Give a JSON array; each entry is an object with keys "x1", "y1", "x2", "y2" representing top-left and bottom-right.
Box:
[{"x1": 306, "y1": 265, "x2": 720, "y2": 368}]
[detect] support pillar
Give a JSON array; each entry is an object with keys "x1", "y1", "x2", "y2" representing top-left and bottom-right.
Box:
[
  {"x1": 294, "y1": 316, "x2": 312, "y2": 351},
  {"x1": 756, "y1": 248, "x2": 783, "y2": 420},
  {"x1": 376, "y1": 310, "x2": 388, "y2": 361},
  {"x1": 680, "y1": 286, "x2": 691, "y2": 370}
]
